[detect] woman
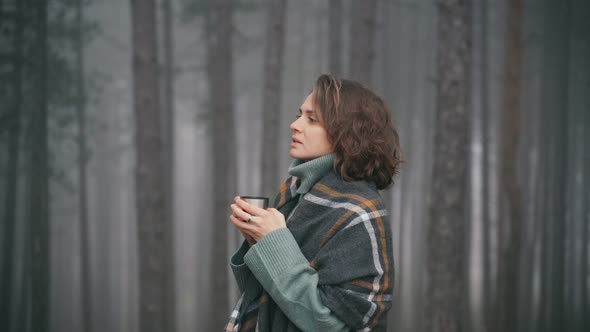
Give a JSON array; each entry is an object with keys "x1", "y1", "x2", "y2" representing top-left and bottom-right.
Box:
[{"x1": 226, "y1": 74, "x2": 401, "y2": 331}]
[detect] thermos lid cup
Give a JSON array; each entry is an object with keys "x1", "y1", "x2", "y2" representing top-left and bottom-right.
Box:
[{"x1": 240, "y1": 196, "x2": 269, "y2": 209}]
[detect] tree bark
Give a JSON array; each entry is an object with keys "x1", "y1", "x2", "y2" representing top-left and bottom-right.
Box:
[
  {"x1": 565, "y1": 3, "x2": 589, "y2": 331},
  {"x1": 564, "y1": 5, "x2": 587, "y2": 324},
  {"x1": 349, "y1": 0, "x2": 377, "y2": 85},
  {"x1": 161, "y1": 0, "x2": 175, "y2": 262},
  {"x1": 424, "y1": 0, "x2": 471, "y2": 331},
  {"x1": 539, "y1": 1, "x2": 570, "y2": 331},
  {"x1": 159, "y1": 2, "x2": 176, "y2": 328},
  {"x1": 583, "y1": 123, "x2": 589, "y2": 332},
  {"x1": 130, "y1": 0, "x2": 175, "y2": 331},
  {"x1": 496, "y1": 0, "x2": 524, "y2": 331},
  {"x1": 75, "y1": 0, "x2": 91, "y2": 331},
  {"x1": 477, "y1": 1, "x2": 493, "y2": 331},
  {"x1": 30, "y1": 0, "x2": 49, "y2": 331},
  {"x1": 577, "y1": 0, "x2": 590, "y2": 320},
  {"x1": 205, "y1": 0, "x2": 236, "y2": 329},
  {"x1": 1, "y1": 1, "x2": 23, "y2": 330},
  {"x1": 261, "y1": 0, "x2": 287, "y2": 198}
]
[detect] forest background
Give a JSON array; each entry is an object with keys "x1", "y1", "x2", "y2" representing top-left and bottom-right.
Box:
[{"x1": 0, "y1": 0, "x2": 588, "y2": 331}]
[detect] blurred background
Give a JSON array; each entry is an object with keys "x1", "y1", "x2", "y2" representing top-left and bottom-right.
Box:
[{"x1": 0, "y1": 0, "x2": 589, "y2": 331}]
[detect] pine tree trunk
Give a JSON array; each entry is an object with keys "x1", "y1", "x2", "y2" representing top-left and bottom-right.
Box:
[
  {"x1": 539, "y1": 2, "x2": 570, "y2": 331},
  {"x1": 577, "y1": 0, "x2": 590, "y2": 319},
  {"x1": 14, "y1": 8, "x2": 33, "y2": 332},
  {"x1": 583, "y1": 143, "x2": 589, "y2": 332},
  {"x1": 349, "y1": 0, "x2": 377, "y2": 85},
  {"x1": 565, "y1": 3, "x2": 589, "y2": 331},
  {"x1": 424, "y1": 0, "x2": 471, "y2": 331},
  {"x1": 160, "y1": 2, "x2": 176, "y2": 328},
  {"x1": 261, "y1": 0, "x2": 287, "y2": 198},
  {"x1": 496, "y1": 0, "x2": 524, "y2": 331},
  {"x1": 480, "y1": 0, "x2": 495, "y2": 332},
  {"x1": 1, "y1": 1, "x2": 23, "y2": 330},
  {"x1": 206, "y1": 0, "x2": 236, "y2": 329},
  {"x1": 17, "y1": 220, "x2": 32, "y2": 332},
  {"x1": 30, "y1": 0, "x2": 49, "y2": 331},
  {"x1": 161, "y1": 0, "x2": 175, "y2": 263},
  {"x1": 75, "y1": 0, "x2": 91, "y2": 331},
  {"x1": 519, "y1": 2, "x2": 546, "y2": 330},
  {"x1": 478, "y1": 1, "x2": 493, "y2": 331},
  {"x1": 569, "y1": 13, "x2": 588, "y2": 328},
  {"x1": 130, "y1": 0, "x2": 175, "y2": 330}
]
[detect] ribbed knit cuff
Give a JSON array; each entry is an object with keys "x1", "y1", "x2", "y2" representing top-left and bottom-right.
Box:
[
  {"x1": 244, "y1": 228, "x2": 308, "y2": 284},
  {"x1": 230, "y1": 240, "x2": 252, "y2": 292}
]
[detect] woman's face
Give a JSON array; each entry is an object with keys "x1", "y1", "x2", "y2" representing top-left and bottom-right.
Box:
[{"x1": 289, "y1": 93, "x2": 333, "y2": 161}]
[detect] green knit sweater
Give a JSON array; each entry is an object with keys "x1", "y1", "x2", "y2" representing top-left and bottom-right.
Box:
[{"x1": 226, "y1": 154, "x2": 393, "y2": 331}]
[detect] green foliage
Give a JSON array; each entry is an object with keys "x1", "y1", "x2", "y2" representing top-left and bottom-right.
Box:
[
  {"x1": 44, "y1": 0, "x2": 103, "y2": 129},
  {"x1": 47, "y1": 48, "x2": 78, "y2": 112},
  {"x1": 178, "y1": 0, "x2": 264, "y2": 52},
  {"x1": 49, "y1": 0, "x2": 100, "y2": 51},
  {"x1": 180, "y1": 0, "x2": 262, "y2": 23},
  {"x1": 0, "y1": 0, "x2": 105, "y2": 187}
]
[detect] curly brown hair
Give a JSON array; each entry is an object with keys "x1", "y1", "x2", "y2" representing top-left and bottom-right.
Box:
[{"x1": 312, "y1": 74, "x2": 402, "y2": 189}]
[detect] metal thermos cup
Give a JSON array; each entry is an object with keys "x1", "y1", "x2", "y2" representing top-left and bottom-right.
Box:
[{"x1": 241, "y1": 196, "x2": 269, "y2": 209}]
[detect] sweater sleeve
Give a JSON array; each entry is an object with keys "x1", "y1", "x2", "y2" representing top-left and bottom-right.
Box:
[
  {"x1": 244, "y1": 228, "x2": 350, "y2": 332},
  {"x1": 230, "y1": 240, "x2": 253, "y2": 293}
]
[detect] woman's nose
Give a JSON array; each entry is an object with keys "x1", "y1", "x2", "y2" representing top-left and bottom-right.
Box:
[{"x1": 290, "y1": 117, "x2": 302, "y2": 132}]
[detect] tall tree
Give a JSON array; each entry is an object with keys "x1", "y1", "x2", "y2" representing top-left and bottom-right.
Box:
[
  {"x1": 564, "y1": 2, "x2": 590, "y2": 328},
  {"x1": 349, "y1": 0, "x2": 377, "y2": 85},
  {"x1": 205, "y1": 0, "x2": 235, "y2": 329},
  {"x1": 478, "y1": 0, "x2": 493, "y2": 330},
  {"x1": 424, "y1": 0, "x2": 471, "y2": 331},
  {"x1": 1, "y1": 1, "x2": 23, "y2": 330},
  {"x1": 496, "y1": 0, "x2": 524, "y2": 331},
  {"x1": 328, "y1": 0, "x2": 342, "y2": 75},
  {"x1": 539, "y1": 1, "x2": 570, "y2": 331},
  {"x1": 159, "y1": 2, "x2": 176, "y2": 326},
  {"x1": 30, "y1": 0, "x2": 50, "y2": 331},
  {"x1": 75, "y1": 0, "x2": 91, "y2": 331},
  {"x1": 260, "y1": 0, "x2": 287, "y2": 198},
  {"x1": 130, "y1": 0, "x2": 175, "y2": 331},
  {"x1": 161, "y1": 0, "x2": 175, "y2": 249},
  {"x1": 568, "y1": 4, "x2": 590, "y2": 331}
]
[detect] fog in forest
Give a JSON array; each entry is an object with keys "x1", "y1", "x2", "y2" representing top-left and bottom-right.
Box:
[{"x1": 0, "y1": 0, "x2": 589, "y2": 331}]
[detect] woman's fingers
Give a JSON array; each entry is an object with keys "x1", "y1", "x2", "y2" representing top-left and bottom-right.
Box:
[
  {"x1": 230, "y1": 214, "x2": 252, "y2": 230},
  {"x1": 229, "y1": 215, "x2": 257, "y2": 246},
  {"x1": 230, "y1": 214, "x2": 263, "y2": 240},
  {"x1": 230, "y1": 198, "x2": 286, "y2": 242},
  {"x1": 235, "y1": 196, "x2": 268, "y2": 217},
  {"x1": 230, "y1": 203, "x2": 252, "y2": 222}
]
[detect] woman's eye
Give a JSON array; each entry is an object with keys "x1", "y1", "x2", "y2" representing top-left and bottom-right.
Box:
[{"x1": 295, "y1": 113, "x2": 316, "y2": 122}]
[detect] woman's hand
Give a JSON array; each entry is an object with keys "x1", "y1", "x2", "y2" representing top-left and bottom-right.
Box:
[{"x1": 229, "y1": 196, "x2": 286, "y2": 244}]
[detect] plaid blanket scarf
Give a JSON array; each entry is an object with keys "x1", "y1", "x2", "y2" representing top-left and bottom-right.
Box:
[{"x1": 225, "y1": 170, "x2": 394, "y2": 331}]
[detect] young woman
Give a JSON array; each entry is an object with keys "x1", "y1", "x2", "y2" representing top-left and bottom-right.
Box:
[{"x1": 226, "y1": 74, "x2": 401, "y2": 331}]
